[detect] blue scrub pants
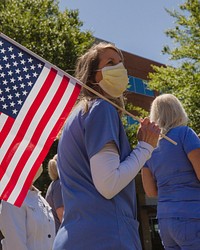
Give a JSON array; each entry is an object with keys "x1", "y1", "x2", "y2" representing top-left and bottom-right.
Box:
[{"x1": 158, "y1": 218, "x2": 200, "y2": 250}]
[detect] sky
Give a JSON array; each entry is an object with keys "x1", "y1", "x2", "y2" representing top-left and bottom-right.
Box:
[{"x1": 59, "y1": 0, "x2": 185, "y2": 66}]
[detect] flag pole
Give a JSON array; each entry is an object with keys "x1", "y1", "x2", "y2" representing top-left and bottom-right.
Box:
[
  {"x1": 79, "y1": 83, "x2": 177, "y2": 145},
  {"x1": 0, "y1": 33, "x2": 177, "y2": 145}
]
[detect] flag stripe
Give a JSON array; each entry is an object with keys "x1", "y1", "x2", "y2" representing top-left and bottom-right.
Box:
[
  {"x1": 12, "y1": 82, "x2": 81, "y2": 206},
  {"x1": 0, "y1": 67, "x2": 58, "y2": 195},
  {"x1": 0, "y1": 116, "x2": 15, "y2": 147},
  {"x1": 0, "y1": 67, "x2": 57, "y2": 179},
  {"x1": 0, "y1": 66, "x2": 51, "y2": 157},
  {"x1": 0, "y1": 67, "x2": 55, "y2": 195},
  {"x1": 0, "y1": 113, "x2": 10, "y2": 132},
  {"x1": 0, "y1": 74, "x2": 70, "y2": 200}
]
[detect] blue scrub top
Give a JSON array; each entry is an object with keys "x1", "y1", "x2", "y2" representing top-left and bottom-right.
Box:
[
  {"x1": 53, "y1": 99, "x2": 142, "y2": 250},
  {"x1": 144, "y1": 126, "x2": 200, "y2": 219},
  {"x1": 45, "y1": 179, "x2": 63, "y2": 233}
]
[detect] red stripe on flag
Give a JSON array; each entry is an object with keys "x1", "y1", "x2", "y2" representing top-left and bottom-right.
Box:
[
  {"x1": 0, "y1": 68, "x2": 57, "y2": 179},
  {"x1": 14, "y1": 81, "x2": 81, "y2": 206},
  {"x1": 0, "y1": 117, "x2": 15, "y2": 147},
  {"x1": 0, "y1": 74, "x2": 69, "y2": 200}
]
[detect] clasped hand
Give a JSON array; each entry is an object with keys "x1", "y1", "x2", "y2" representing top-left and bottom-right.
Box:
[{"x1": 137, "y1": 118, "x2": 161, "y2": 148}]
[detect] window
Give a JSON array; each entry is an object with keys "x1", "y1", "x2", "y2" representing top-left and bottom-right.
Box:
[{"x1": 128, "y1": 76, "x2": 154, "y2": 97}]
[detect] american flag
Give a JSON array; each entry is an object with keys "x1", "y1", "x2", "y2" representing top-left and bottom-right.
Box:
[{"x1": 0, "y1": 33, "x2": 81, "y2": 207}]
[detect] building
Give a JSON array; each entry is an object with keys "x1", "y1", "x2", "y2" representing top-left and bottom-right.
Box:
[
  {"x1": 123, "y1": 50, "x2": 161, "y2": 113},
  {"x1": 122, "y1": 49, "x2": 164, "y2": 250}
]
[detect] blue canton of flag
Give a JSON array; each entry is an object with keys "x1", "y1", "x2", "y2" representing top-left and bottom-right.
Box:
[{"x1": 0, "y1": 38, "x2": 44, "y2": 118}]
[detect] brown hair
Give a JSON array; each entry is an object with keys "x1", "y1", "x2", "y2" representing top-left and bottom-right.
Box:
[{"x1": 75, "y1": 42, "x2": 125, "y2": 112}]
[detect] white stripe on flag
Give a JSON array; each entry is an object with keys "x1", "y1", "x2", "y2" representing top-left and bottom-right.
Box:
[
  {"x1": 0, "y1": 66, "x2": 50, "y2": 157},
  {"x1": 0, "y1": 113, "x2": 8, "y2": 132},
  {"x1": 8, "y1": 77, "x2": 77, "y2": 203},
  {"x1": 0, "y1": 66, "x2": 52, "y2": 194}
]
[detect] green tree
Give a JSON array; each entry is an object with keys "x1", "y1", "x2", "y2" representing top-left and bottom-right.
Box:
[
  {"x1": 0, "y1": 0, "x2": 94, "y2": 192},
  {"x1": 148, "y1": 0, "x2": 200, "y2": 134},
  {"x1": 0, "y1": 0, "x2": 94, "y2": 72},
  {"x1": 123, "y1": 103, "x2": 149, "y2": 148}
]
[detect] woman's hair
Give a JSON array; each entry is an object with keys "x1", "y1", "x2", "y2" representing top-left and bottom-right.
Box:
[
  {"x1": 74, "y1": 42, "x2": 125, "y2": 112},
  {"x1": 47, "y1": 154, "x2": 59, "y2": 181},
  {"x1": 150, "y1": 94, "x2": 188, "y2": 134}
]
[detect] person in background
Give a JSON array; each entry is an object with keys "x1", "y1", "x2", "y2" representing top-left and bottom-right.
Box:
[
  {"x1": 0, "y1": 165, "x2": 55, "y2": 250},
  {"x1": 45, "y1": 154, "x2": 64, "y2": 233},
  {"x1": 53, "y1": 42, "x2": 161, "y2": 250},
  {"x1": 141, "y1": 93, "x2": 200, "y2": 250}
]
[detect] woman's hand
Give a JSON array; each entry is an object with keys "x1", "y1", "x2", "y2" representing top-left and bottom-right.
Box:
[{"x1": 137, "y1": 117, "x2": 161, "y2": 148}]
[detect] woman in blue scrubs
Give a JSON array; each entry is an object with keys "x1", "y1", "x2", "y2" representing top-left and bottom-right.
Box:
[
  {"x1": 53, "y1": 42, "x2": 160, "y2": 250},
  {"x1": 142, "y1": 94, "x2": 200, "y2": 250}
]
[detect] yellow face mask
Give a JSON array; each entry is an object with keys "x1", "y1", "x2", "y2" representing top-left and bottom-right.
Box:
[{"x1": 98, "y1": 63, "x2": 129, "y2": 98}]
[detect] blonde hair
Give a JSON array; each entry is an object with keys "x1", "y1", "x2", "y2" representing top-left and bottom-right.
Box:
[
  {"x1": 150, "y1": 94, "x2": 188, "y2": 134},
  {"x1": 75, "y1": 42, "x2": 125, "y2": 113},
  {"x1": 47, "y1": 154, "x2": 59, "y2": 181}
]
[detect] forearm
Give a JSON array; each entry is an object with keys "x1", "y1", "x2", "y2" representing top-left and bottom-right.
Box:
[
  {"x1": 56, "y1": 207, "x2": 64, "y2": 223},
  {"x1": 141, "y1": 167, "x2": 158, "y2": 197},
  {"x1": 188, "y1": 148, "x2": 200, "y2": 181},
  {"x1": 90, "y1": 141, "x2": 154, "y2": 199}
]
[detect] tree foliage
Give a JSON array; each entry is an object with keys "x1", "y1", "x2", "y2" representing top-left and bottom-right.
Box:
[
  {"x1": 0, "y1": 0, "x2": 94, "y2": 72},
  {"x1": 123, "y1": 103, "x2": 149, "y2": 149},
  {"x1": 148, "y1": 0, "x2": 200, "y2": 134}
]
